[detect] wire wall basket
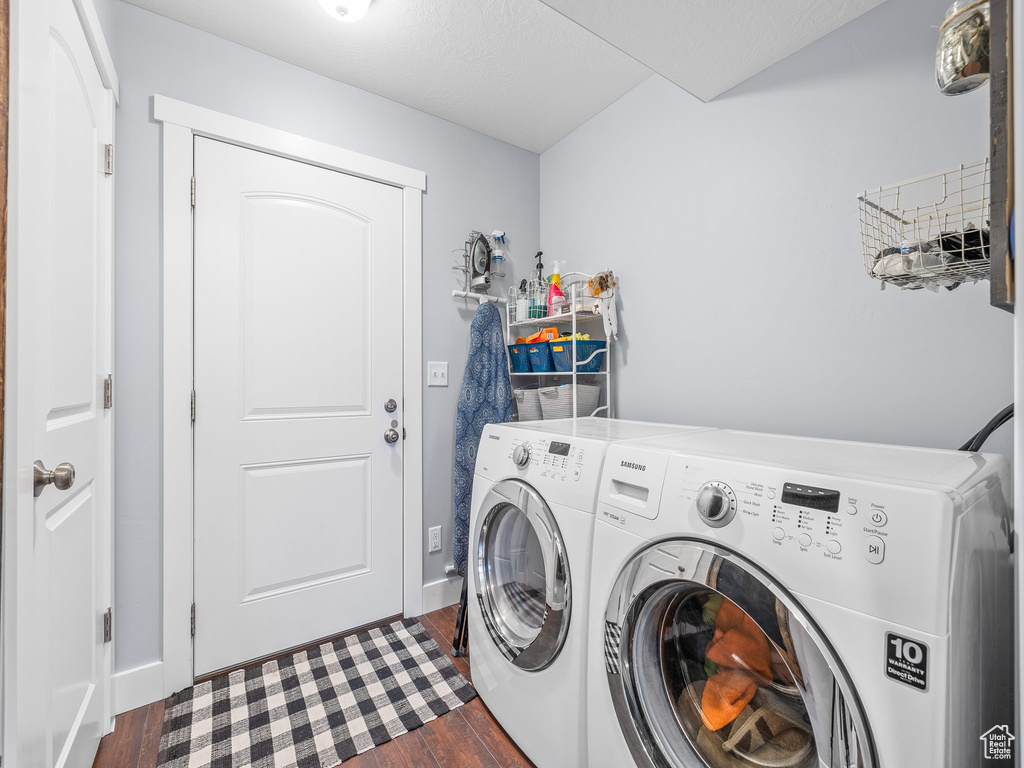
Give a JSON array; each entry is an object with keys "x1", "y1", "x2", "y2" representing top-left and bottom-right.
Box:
[{"x1": 858, "y1": 159, "x2": 991, "y2": 291}]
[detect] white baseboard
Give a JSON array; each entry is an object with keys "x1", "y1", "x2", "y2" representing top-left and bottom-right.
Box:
[
  {"x1": 421, "y1": 575, "x2": 463, "y2": 614},
  {"x1": 113, "y1": 660, "x2": 164, "y2": 715}
]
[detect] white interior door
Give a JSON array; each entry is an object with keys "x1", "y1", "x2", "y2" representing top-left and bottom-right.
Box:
[
  {"x1": 193, "y1": 138, "x2": 405, "y2": 677},
  {"x1": 5, "y1": 0, "x2": 114, "y2": 765}
]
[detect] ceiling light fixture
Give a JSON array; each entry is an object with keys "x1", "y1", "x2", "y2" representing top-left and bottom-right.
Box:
[{"x1": 318, "y1": 0, "x2": 371, "y2": 23}]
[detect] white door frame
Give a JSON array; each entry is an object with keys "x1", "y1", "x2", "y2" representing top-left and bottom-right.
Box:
[{"x1": 155, "y1": 96, "x2": 425, "y2": 698}]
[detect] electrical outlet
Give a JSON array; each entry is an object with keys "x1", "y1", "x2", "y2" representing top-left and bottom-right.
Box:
[
  {"x1": 427, "y1": 361, "x2": 448, "y2": 387},
  {"x1": 428, "y1": 526, "x2": 442, "y2": 553}
]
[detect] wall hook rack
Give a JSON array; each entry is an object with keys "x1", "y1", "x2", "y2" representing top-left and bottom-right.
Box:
[{"x1": 452, "y1": 289, "x2": 506, "y2": 304}]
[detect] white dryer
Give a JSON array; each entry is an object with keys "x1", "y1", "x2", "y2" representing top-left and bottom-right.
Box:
[
  {"x1": 468, "y1": 419, "x2": 711, "y2": 768},
  {"x1": 588, "y1": 429, "x2": 1013, "y2": 768}
]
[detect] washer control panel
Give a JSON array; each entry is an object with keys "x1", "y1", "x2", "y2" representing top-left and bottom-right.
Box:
[
  {"x1": 763, "y1": 480, "x2": 895, "y2": 566},
  {"x1": 598, "y1": 443, "x2": 961, "y2": 634},
  {"x1": 690, "y1": 476, "x2": 885, "y2": 563},
  {"x1": 695, "y1": 481, "x2": 737, "y2": 527},
  {"x1": 737, "y1": 478, "x2": 887, "y2": 564}
]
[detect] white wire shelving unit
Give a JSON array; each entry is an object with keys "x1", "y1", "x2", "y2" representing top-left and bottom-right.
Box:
[{"x1": 506, "y1": 271, "x2": 613, "y2": 420}]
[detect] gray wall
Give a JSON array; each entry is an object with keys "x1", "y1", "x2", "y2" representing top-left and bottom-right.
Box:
[
  {"x1": 540, "y1": 0, "x2": 1013, "y2": 458},
  {"x1": 113, "y1": 0, "x2": 1012, "y2": 675},
  {"x1": 93, "y1": 0, "x2": 114, "y2": 53},
  {"x1": 113, "y1": 1, "x2": 539, "y2": 672}
]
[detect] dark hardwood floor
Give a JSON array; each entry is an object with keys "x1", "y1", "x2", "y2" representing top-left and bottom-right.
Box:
[{"x1": 93, "y1": 606, "x2": 535, "y2": 768}]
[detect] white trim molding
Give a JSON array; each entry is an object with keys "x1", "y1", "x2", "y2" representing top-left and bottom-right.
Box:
[
  {"x1": 156, "y1": 96, "x2": 426, "y2": 699},
  {"x1": 70, "y1": 0, "x2": 118, "y2": 101},
  {"x1": 402, "y1": 186, "x2": 425, "y2": 619},
  {"x1": 160, "y1": 121, "x2": 195, "y2": 698},
  {"x1": 153, "y1": 96, "x2": 425, "y2": 191},
  {"x1": 113, "y1": 661, "x2": 164, "y2": 716},
  {"x1": 422, "y1": 576, "x2": 463, "y2": 616},
  {"x1": 1012, "y1": 0, "x2": 1024, "y2": 743}
]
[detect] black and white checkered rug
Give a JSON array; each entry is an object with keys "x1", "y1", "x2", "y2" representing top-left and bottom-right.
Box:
[
  {"x1": 477, "y1": 581, "x2": 547, "y2": 662},
  {"x1": 502, "y1": 581, "x2": 546, "y2": 626},
  {"x1": 604, "y1": 621, "x2": 622, "y2": 676},
  {"x1": 158, "y1": 619, "x2": 475, "y2": 768}
]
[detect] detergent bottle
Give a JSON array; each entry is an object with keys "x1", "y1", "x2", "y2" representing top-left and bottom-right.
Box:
[
  {"x1": 550, "y1": 260, "x2": 564, "y2": 288},
  {"x1": 547, "y1": 260, "x2": 567, "y2": 316}
]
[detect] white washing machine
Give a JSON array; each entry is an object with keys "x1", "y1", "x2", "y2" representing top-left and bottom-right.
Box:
[
  {"x1": 587, "y1": 429, "x2": 1013, "y2": 768},
  {"x1": 468, "y1": 419, "x2": 712, "y2": 768}
]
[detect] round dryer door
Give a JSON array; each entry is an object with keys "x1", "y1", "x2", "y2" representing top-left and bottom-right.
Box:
[
  {"x1": 604, "y1": 540, "x2": 877, "y2": 768},
  {"x1": 473, "y1": 479, "x2": 571, "y2": 672}
]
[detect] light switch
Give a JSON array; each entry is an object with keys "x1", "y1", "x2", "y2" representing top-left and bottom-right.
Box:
[{"x1": 427, "y1": 361, "x2": 449, "y2": 387}]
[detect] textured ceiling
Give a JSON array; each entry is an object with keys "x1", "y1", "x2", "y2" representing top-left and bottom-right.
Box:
[
  {"x1": 538, "y1": 0, "x2": 890, "y2": 102},
  {"x1": 119, "y1": 0, "x2": 651, "y2": 153}
]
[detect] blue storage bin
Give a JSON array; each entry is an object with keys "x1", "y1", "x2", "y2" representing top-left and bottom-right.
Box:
[
  {"x1": 527, "y1": 343, "x2": 555, "y2": 372},
  {"x1": 508, "y1": 343, "x2": 532, "y2": 373},
  {"x1": 548, "y1": 339, "x2": 606, "y2": 373},
  {"x1": 574, "y1": 340, "x2": 607, "y2": 373},
  {"x1": 549, "y1": 341, "x2": 575, "y2": 373}
]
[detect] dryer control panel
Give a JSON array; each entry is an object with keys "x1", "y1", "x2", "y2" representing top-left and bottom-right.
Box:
[
  {"x1": 502, "y1": 436, "x2": 588, "y2": 483},
  {"x1": 474, "y1": 426, "x2": 610, "y2": 509}
]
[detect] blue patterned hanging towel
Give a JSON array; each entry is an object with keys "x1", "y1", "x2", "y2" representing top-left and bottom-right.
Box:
[{"x1": 452, "y1": 303, "x2": 514, "y2": 576}]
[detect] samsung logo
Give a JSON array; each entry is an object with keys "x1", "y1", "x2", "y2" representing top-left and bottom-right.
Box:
[{"x1": 620, "y1": 460, "x2": 646, "y2": 472}]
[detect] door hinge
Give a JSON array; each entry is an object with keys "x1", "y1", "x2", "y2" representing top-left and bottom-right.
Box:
[
  {"x1": 190, "y1": 176, "x2": 196, "y2": 207},
  {"x1": 191, "y1": 603, "x2": 196, "y2": 637},
  {"x1": 104, "y1": 144, "x2": 114, "y2": 175},
  {"x1": 103, "y1": 608, "x2": 113, "y2": 643},
  {"x1": 403, "y1": 427, "x2": 407, "y2": 440},
  {"x1": 103, "y1": 374, "x2": 113, "y2": 409},
  {"x1": 190, "y1": 390, "x2": 196, "y2": 424}
]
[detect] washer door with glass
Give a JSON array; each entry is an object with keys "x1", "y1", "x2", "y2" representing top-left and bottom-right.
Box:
[
  {"x1": 473, "y1": 479, "x2": 571, "y2": 672},
  {"x1": 604, "y1": 540, "x2": 877, "y2": 768}
]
